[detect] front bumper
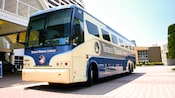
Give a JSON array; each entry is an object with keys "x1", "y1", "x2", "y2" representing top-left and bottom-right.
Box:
[{"x1": 22, "y1": 68, "x2": 70, "y2": 84}]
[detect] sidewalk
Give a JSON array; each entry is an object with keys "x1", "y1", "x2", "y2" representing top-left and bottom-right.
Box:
[
  {"x1": 0, "y1": 72, "x2": 36, "y2": 88},
  {"x1": 0, "y1": 66, "x2": 175, "y2": 98},
  {"x1": 105, "y1": 65, "x2": 175, "y2": 98}
]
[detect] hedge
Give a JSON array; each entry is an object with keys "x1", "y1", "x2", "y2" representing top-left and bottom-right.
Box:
[{"x1": 136, "y1": 62, "x2": 164, "y2": 66}]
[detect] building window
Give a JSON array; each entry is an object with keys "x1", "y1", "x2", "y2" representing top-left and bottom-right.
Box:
[
  {"x1": 138, "y1": 50, "x2": 148, "y2": 63},
  {"x1": 14, "y1": 56, "x2": 23, "y2": 71}
]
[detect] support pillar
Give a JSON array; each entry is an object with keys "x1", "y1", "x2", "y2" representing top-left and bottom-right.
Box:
[{"x1": 10, "y1": 50, "x2": 15, "y2": 65}]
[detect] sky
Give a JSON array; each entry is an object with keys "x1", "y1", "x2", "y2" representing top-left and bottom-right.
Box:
[{"x1": 83, "y1": 0, "x2": 175, "y2": 47}]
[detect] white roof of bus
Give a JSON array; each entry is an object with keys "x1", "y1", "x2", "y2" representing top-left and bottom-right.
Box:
[
  {"x1": 30, "y1": 4, "x2": 134, "y2": 46},
  {"x1": 30, "y1": 4, "x2": 77, "y2": 17}
]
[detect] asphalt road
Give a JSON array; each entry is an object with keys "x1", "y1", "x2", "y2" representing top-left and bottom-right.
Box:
[{"x1": 0, "y1": 65, "x2": 175, "y2": 98}]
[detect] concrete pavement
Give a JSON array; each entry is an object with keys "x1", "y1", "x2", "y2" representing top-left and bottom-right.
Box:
[
  {"x1": 0, "y1": 65, "x2": 175, "y2": 98},
  {"x1": 105, "y1": 65, "x2": 175, "y2": 98}
]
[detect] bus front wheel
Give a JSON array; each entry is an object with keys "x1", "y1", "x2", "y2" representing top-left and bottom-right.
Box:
[{"x1": 86, "y1": 64, "x2": 98, "y2": 86}]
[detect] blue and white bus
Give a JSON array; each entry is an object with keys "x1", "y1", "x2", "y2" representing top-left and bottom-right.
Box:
[{"x1": 21, "y1": 5, "x2": 135, "y2": 85}]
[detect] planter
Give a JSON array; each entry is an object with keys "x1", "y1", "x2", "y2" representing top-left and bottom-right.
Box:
[{"x1": 167, "y1": 59, "x2": 175, "y2": 65}]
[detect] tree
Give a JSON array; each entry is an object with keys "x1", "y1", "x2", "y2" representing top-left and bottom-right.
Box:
[{"x1": 168, "y1": 24, "x2": 175, "y2": 59}]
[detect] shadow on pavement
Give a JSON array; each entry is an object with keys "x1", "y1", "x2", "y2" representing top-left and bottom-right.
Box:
[
  {"x1": 0, "y1": 72, "x2": 22, "y2": 88},
  {"x1": 0, "y1": 72, "x2": 35, "y2": 88},
  {"x1": 26, "y1": 72, "x2": 145, "y2": 95}
]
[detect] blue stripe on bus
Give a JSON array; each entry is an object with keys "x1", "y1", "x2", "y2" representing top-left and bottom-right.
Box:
[
  {"x1": 25, "y1": 45, "x2": 72, "y2": 66},
  {"x1": 88, "y1": 57, "x2": 127, "y2": 67},
  {"x1": 86, "y1": 57, "x2": 128, "y2": 78}
]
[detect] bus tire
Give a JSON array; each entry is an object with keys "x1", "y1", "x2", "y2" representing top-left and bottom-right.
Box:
[
  {"x1": 86, "y1": 66, "x2": 93, "y2": 86},
  {"x1": 132, "y1": 64, "x2": 134, "y2": 72},
  {"x1": 86, "y1": 63, "x2": 98, "y2": 86},
  {"x1": 128, "y1": 64, "x2": 133, "y2": 74}
]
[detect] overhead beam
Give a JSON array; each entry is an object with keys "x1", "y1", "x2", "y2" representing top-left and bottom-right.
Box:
[{"x1": 0, "y1": 30, "x2": 26, "y2": 37}]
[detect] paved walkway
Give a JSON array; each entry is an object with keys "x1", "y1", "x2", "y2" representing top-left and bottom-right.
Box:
[
  {"x1": 0, "y1": 72, "x2": 36, "y2": 88},
  {"x1": 105, "y1": 65, "x2": 175, "y2": 98},
  {"x1": 0, "y1": 66, "x2": 175, "y2": 98}
]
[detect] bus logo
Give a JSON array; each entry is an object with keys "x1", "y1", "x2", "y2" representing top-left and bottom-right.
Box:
[
  {"x1": 94, "y1": 42, "x2": 100, "y2": 54},
  {"x1": 38, "y1": 54, "x2": 46, "y2": 64}
]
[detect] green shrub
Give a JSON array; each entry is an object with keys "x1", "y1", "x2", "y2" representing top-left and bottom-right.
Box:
[
  {"x1": 172, "y1": 68, "x2": 175, "y2": 71},
  {"x1": 136, "y1": 62, "x2": 164, "y2": 66},
  {"x1": 168, "y1": 24, "x2": 175, "y2": 59}
]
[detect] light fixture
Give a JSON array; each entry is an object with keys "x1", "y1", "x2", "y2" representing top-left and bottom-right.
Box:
[{"x1": 0, "y1": 20, "x2": 6, "y2": 25}]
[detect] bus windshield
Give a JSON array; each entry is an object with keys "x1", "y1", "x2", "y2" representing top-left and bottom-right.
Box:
[{"x1": 26, "y1": 8, "x2": 72, "y2": 48}]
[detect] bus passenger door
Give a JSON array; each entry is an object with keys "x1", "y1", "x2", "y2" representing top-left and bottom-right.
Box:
[
  {"x1": 72, "y1": 18, "x2": 84, "y2": 48},
  {"x1": 72, "y1": 56, "x2": 87, "y2": 83},
  {"x1": 72, "y1": 17, "x2": 86, "y2": 83}
]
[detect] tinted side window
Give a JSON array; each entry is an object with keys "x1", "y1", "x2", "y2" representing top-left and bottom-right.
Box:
[
  {"x1": 86, "y1": 20, "x2": 99, "y2": 37},
  {"x1": 119, "y1": 38, "x2": 124, "y2": 47},
  {"x1": 101, "y1": 29, "x2": 111, "y2": 41},
  {"x1": 72, "y1": 18, "x2": 84, "y2": 48},
  {"x1": 112, "y1": 34, "x2": 118, "y2": 44}
]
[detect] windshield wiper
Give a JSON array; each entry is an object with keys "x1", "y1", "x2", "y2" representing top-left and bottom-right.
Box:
[
  {"x1": 43, "y1": 39, "x2": 56, "y2": 49},
  {"x1": 28, "y1": 41, "x2": 40, "y2": 50}
]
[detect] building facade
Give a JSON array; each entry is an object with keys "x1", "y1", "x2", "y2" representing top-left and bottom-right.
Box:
[
  {"x1": 148, "y1": 47, "x2": 162, "y2": 62},
  {"x1": 135, "y1": 47, "x2": 149, "y2": 64},
  {"x1": 0, "y1": 0, "x2": 85, "y2": 71},
  {"x1": 135, "y1": 46, "x2": 162, "y2": 64},
  {"x1": 162, "y1": 43, "x2": 175, "y2": 65},
  {"x1": 44, "y1": 0, "x2": 85, "y2": 8}
]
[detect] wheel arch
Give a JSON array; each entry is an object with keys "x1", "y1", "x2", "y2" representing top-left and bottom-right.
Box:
[{"x1": 86, "y1": 60, "x2": 99, "y2": 79}]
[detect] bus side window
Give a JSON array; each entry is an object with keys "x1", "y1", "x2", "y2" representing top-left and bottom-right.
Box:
[
  {"x1": 86, "y1": 20, "x2": 99, "y2": 37},
  {"x1": 101, "y1": 29, "x2": 111, "y2": 42},
  {"x1": 112, "y1": 34, "x2": 118, "y2": 45},
  {"x1": 73, "y1": 18, "x2": 84, "y2": 47},
  {"x1": 119, "y1": 38, "x2": 124, "y2": 47}
]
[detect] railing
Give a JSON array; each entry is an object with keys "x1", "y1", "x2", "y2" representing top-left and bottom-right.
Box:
[{"x1": 0, "y1": 0, "x2": 40, "y2": 19}]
